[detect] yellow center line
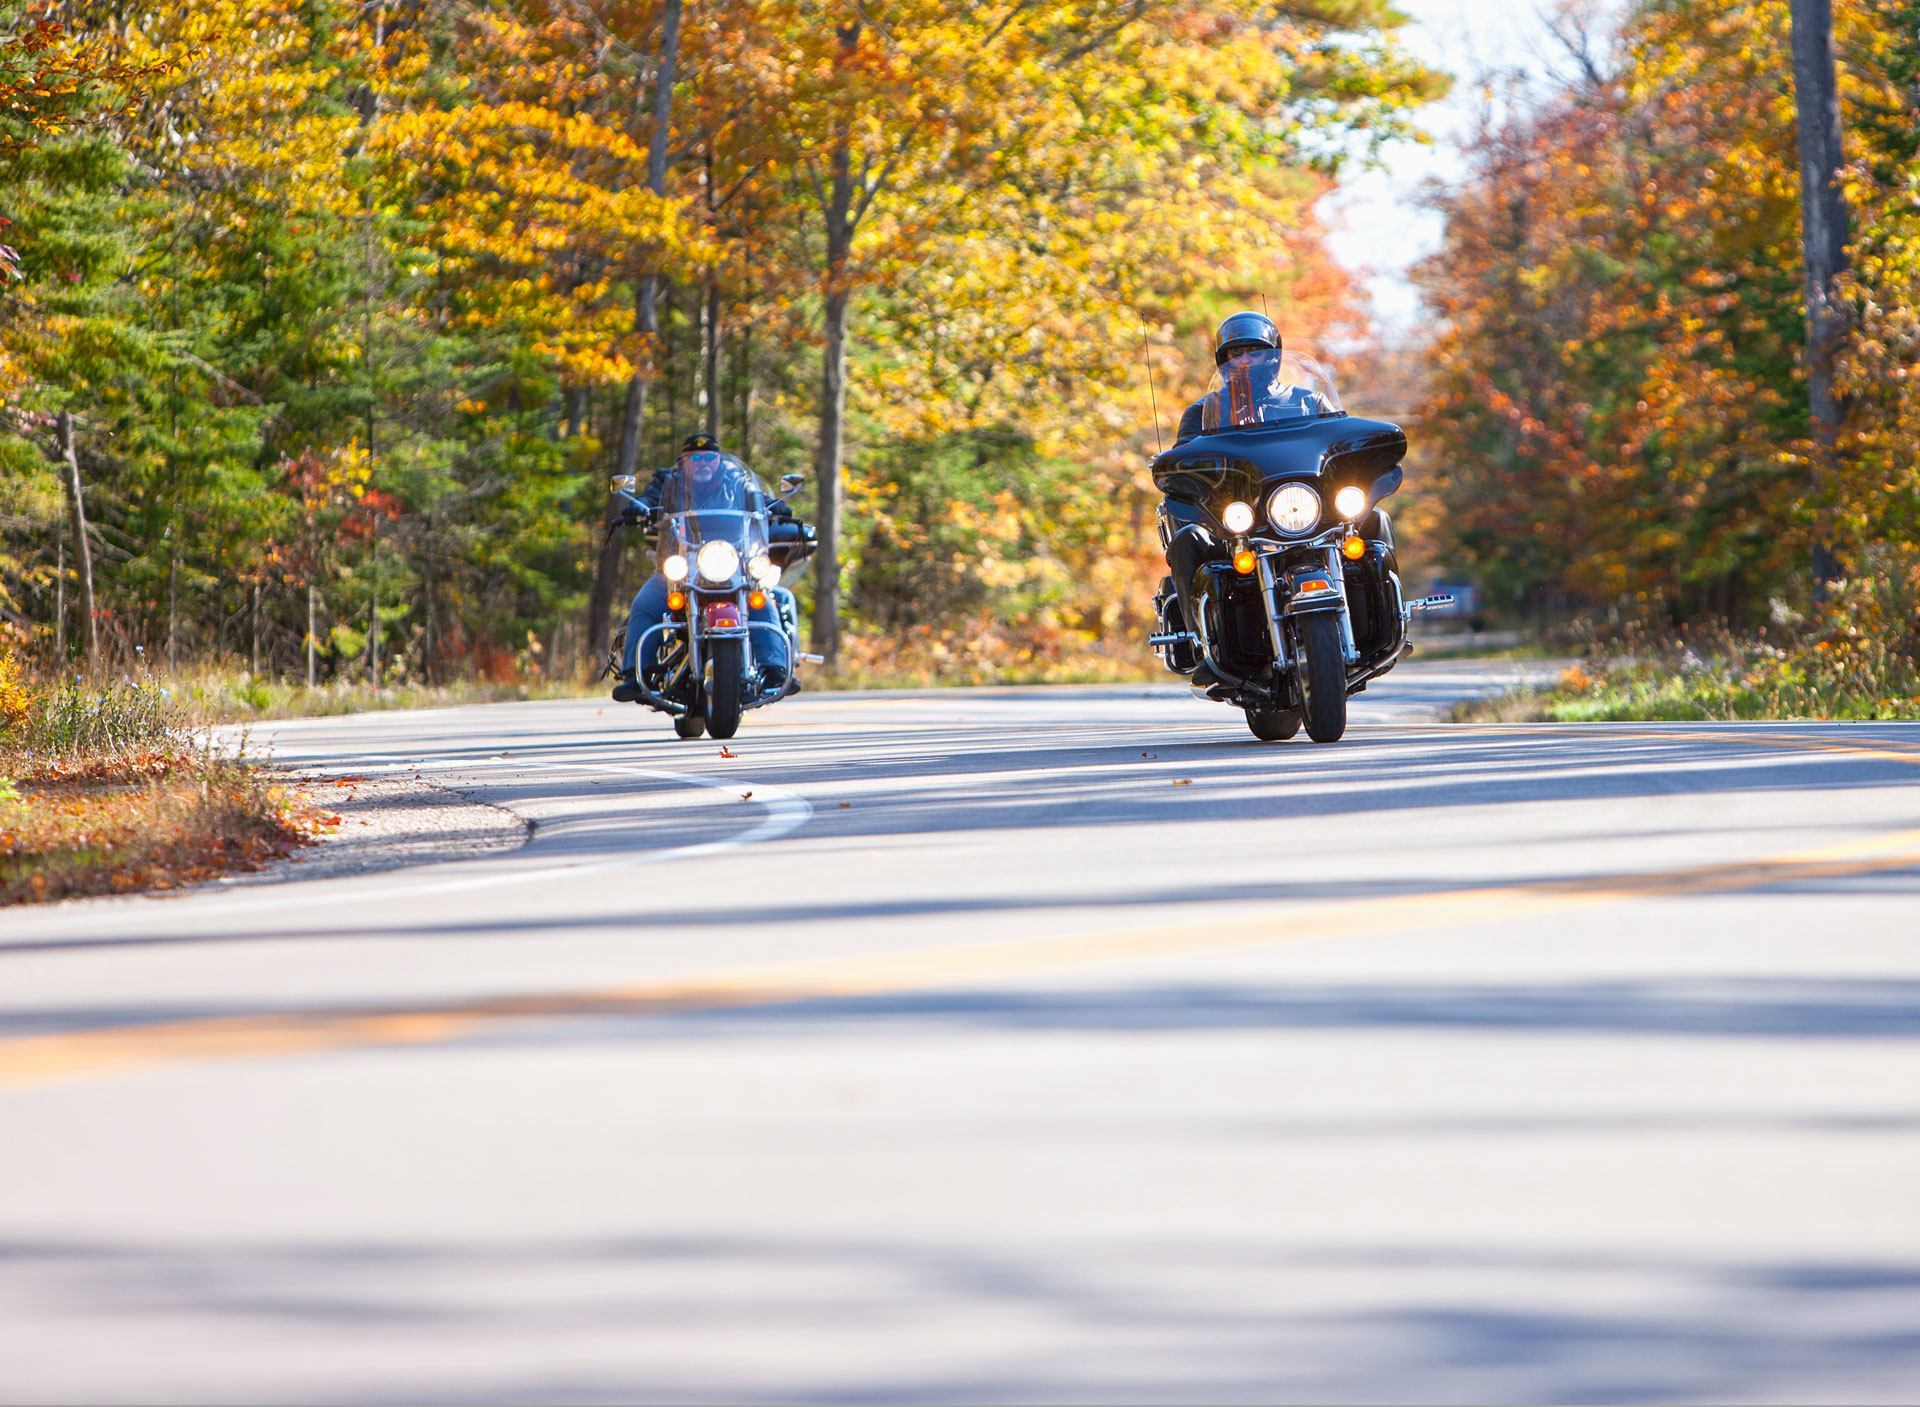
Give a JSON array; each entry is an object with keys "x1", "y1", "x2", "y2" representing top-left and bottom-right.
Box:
[{"x1": 4, "y1": 725, "x2": 1918, "y2": 1090}]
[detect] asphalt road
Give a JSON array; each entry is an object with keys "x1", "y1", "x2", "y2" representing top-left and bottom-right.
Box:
[{"x1": 4, "y1": 659, "x2": 1920, "y2": 1404}]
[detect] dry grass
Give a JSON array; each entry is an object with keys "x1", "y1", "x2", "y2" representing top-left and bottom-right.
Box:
[{"x1": 0, "y1": 658, "x2": 331, "y2": 906}]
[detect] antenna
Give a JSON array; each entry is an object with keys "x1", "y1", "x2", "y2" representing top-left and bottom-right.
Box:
[
  {"x1": 1260, "y1": 290, "x2": 1271, "y2": 323},
  {"x1": 1138, "y1": 318, "x2": 1164, "y2": 455}
]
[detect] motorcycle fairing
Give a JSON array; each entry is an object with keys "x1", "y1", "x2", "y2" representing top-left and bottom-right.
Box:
[{"x1": 1151, "y1": 414, "x2": 1409, "y2": 524}]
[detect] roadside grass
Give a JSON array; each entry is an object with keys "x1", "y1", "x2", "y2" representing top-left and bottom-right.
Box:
[
  {"x1": 823, "y1": 624, "x2": 1161, "y2": 690},
  {"x1": 0, "y1": 662, "x2": 330, "y2": 906},
  {"x1": 1452, "y1": 621, "x2": 1920, "y2": 724},
  {"x1": 153, "y1": 666, "x2": 590, "y2": 725}
]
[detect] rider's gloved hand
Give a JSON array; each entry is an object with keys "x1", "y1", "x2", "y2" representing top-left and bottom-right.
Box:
[
  {"x1": 768, "y1": 499, "x2": 794, "y2": 522},
  {"x1": 618, "y1": 502, "x2": 652, "y2": 527}
]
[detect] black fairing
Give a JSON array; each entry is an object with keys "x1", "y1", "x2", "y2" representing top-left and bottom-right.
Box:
[{"x1": 1151, "y1": 414, "x2": 1407, "y2": 531}]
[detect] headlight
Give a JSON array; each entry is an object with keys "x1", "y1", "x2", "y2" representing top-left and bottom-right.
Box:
[
  {"x1": 662, "y1": 553, "x2": 689, "y2": 583},
  {"x1": 1334, "y1": 485, "x2": 1368, "y2": 520},
  {"x1": 1266, "y1": 483, "x2": 1321, "y2": 536},
  {"x1": 759, "y1": 564, "x2": 781, "y2": 588},
  {"x1": 1221, "y1": 500, "x2": 1255, "y2": 535},
  {"x1": 696, "y1": 540, "x2": 740, "y2": 583},
  {"x1": 748, "y1": 552, "x2": 774, "y2": 583}
]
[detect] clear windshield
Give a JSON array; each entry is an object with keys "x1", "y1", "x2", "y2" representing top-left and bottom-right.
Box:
[
  {"x1": 659, "y1": 452, "x2": 769, "y2": 563},
  {"x1": 1200, "y1": 349, "x2": 1344, "y2": 431}
]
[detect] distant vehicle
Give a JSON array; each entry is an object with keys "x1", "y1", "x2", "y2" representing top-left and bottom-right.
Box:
[{"x1": 1420, "y1": 581, "x2": 1485, "y2": 631}]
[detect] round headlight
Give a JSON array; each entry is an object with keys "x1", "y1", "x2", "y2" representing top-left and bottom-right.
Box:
[
  {"x1": 1267, "y1": 483, "x2": 1321, "y2": 536},
  {"x1": 662, "y1": 553, "x2": 689, "y2": 583},
  {"x1": 1221, "y1": 500, "x2": 1255, "y2": 535},
  {"x1": 748, "y1": 552, "x2": 774, "y2": 582},
  {"x1": 696, "y1": 540, "x2": 740, "y2": 583},
  {"x1": 1334, "y1": 485, "x2": 1368, "y2": 520},
  {"x1": 759, "y1": 564, "x2": 782, "y2": 589}
]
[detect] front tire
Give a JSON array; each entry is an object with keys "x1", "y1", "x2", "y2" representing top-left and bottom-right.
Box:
[
  {"x1": 705, "y1": 637, "x2": 744, "y2": 741},
  {"x1": 1245, "y1": 706, "x2": 1301, "y2": 741},
  {"x1": 1297, "y1": 612, "x2": 1348, "y2": 743}
]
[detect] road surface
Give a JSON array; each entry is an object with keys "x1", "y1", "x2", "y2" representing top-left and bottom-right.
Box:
[{"x1": 4, "y1": 660, "x2": 1920, "y2": 1404}]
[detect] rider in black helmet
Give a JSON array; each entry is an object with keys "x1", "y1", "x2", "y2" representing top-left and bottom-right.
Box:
[
  {"x1": 1177, "y1": 310, "x2": 1281, "y2": 444},
  {"x1": 1162, "y1": 312, "x2": 1291, "y2": 691}
]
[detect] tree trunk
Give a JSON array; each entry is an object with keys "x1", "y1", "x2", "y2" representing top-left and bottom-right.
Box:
[
  {"x1": 55, "y1": 411, "x2": 99, "y2": 671},
  {"x1": 735, "y1": 299, "x2": 753, "y2": 454},
  {"x1": 55, "y1": 537, "x2": 66, "y2": 660},
  {"x1": 166, "y1": 540, "x2": 178, "y2": 669},
  {"x1": 810, "y1": 136, "x2": 855, "y2": 663},
  {"x1": 587, "y1": 0, "x2": 683, "y2": 662},
  {"x1": 306, "y1": 583, "x2": 317, "y2": 687},
  {"x1": 1788, "y1": 0, "x2": 1850, "y2": 587},
  {"x1": 703, "y1": 278, "x2": 721, "y2": 439}
]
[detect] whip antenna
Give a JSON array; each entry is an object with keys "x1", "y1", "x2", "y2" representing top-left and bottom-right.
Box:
[{"x1": 1138, "y1": 317, "x2": 1164, "y2": 455}]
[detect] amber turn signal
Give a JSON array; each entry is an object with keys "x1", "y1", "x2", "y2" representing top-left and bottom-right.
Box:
[
  {"x1": 1232, "y1": 549, "x2": 1256, "y2": 575},
  {"x1": 666, "y1": 590, "x2": 687, "y2": 612},
  {"x1": 748, "y1": 589, "x2": 767, "y2": 609},
  {"x1": 1342, "y1": 535, "x2": 1366, "y2": 560}
]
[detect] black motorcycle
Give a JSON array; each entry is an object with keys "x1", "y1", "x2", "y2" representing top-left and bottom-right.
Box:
[{"x1": 1148, "y1": 349, "x2": 1448, "y2": 743}]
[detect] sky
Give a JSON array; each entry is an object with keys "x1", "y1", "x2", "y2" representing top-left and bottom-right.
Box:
[{"x1": 1322, "y1": 0, "x2": 1586, "y2": 335}]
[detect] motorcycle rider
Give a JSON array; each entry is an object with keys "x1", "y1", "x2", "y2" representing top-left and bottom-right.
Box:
[
  {"x1": 1162, "y1": 312, "x2": 1342, "y2": 690},
  {"x1": 610, "y1": 432, "x2": 792, "y2": 703},
  {"x1": 1176, "y1": 311, "x2": 1336, "y2": 443}
]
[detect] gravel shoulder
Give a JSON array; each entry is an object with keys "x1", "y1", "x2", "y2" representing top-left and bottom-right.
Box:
[{"x1": 237, "y1": 767, "x2": 529, "y2": 887}]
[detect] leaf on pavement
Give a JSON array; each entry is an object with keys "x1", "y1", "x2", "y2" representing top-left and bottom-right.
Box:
[{"x1": 1170, "y1": 778, "x2": 1191, "y2": 786}]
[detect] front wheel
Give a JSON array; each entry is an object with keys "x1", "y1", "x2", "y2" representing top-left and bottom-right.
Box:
[
  {"x1": 673, "y1": 712, "x2": 707, "y2": 739},
  {"x1": 705, "y1": 637, "x2": 744, "y2": 741},
  {"x1": 1245, "y1": 706, "x2": 1301, "y2": 741},
  {"x1": 1297, "y1": 611, "x2": 1348, "y2": 743}
]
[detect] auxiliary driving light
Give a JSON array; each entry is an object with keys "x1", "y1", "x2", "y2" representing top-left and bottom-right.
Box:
[
  {"x1": 1222, "y1": 500, "x2": 1255, "y2": 535},
  {"x1": 662, "y1": 553, "x2": 690, "y2": 583},
  {"x1": 696, "y1": 540, "x2": 740, "y2": 583},
  {"x1": 1334, "y1": 485, "x2": 1368, "y2": 520},
  {"x1": 1342, "y1": 534, "x2": 1367, "y2": 561},
  {"x1": 1233, "y1": 549, "x2": 1257, "y2": 575},
  {"x1": 748, "y1": 552, "x2": 773, "y2": 582}
]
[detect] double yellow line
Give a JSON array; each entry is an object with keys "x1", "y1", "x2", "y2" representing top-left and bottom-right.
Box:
[{"x1": 4, "y1": 725, "x2": 1917, "y2": 1090}]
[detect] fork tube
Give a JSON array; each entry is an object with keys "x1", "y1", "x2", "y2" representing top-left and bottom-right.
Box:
[
  {"x1": 1326, "y1": 545, "x2": 1359, "y2": 662},
  {"x1": 1254, "y1": 554, "x2": 1290, "y2": 666}
]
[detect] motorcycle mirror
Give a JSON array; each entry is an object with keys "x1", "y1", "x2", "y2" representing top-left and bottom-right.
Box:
[
  {"x1": 1367, "y1": 465, "x2": 1404, "y2": 505},
  {"x1": 780, "y1": 473, "x2": 806, "y2": 491},
  {"x1": 609, "y1": 473, "x2": 638, "y2": 494}
]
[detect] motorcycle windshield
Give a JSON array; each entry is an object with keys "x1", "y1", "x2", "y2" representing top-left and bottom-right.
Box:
[
  {"x1": 1199, "y1": 349, "x2": 1344, "y2": 431},
  {"x1": 660, "y1": 453, "x2": 769, "y2": 560}
]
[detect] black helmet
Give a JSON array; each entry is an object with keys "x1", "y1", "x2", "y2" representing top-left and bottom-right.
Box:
[
  {"x1": 1214, "y1": 311, "x2": 1280, "y2": 366},
  {"x1": 680, "y1": 432, "x2": 721, "y2": 454}
]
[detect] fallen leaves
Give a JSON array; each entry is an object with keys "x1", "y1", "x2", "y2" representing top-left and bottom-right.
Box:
[
  {"x1": 718, "y1": 745, "x2": 737, "y2": 759},
  {"x1": 1, "y1": 750, "x2": 323, "y2": 907},
  {"x1": 1170, "y1": 778, "x2": 1192, "y2": 787}
]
